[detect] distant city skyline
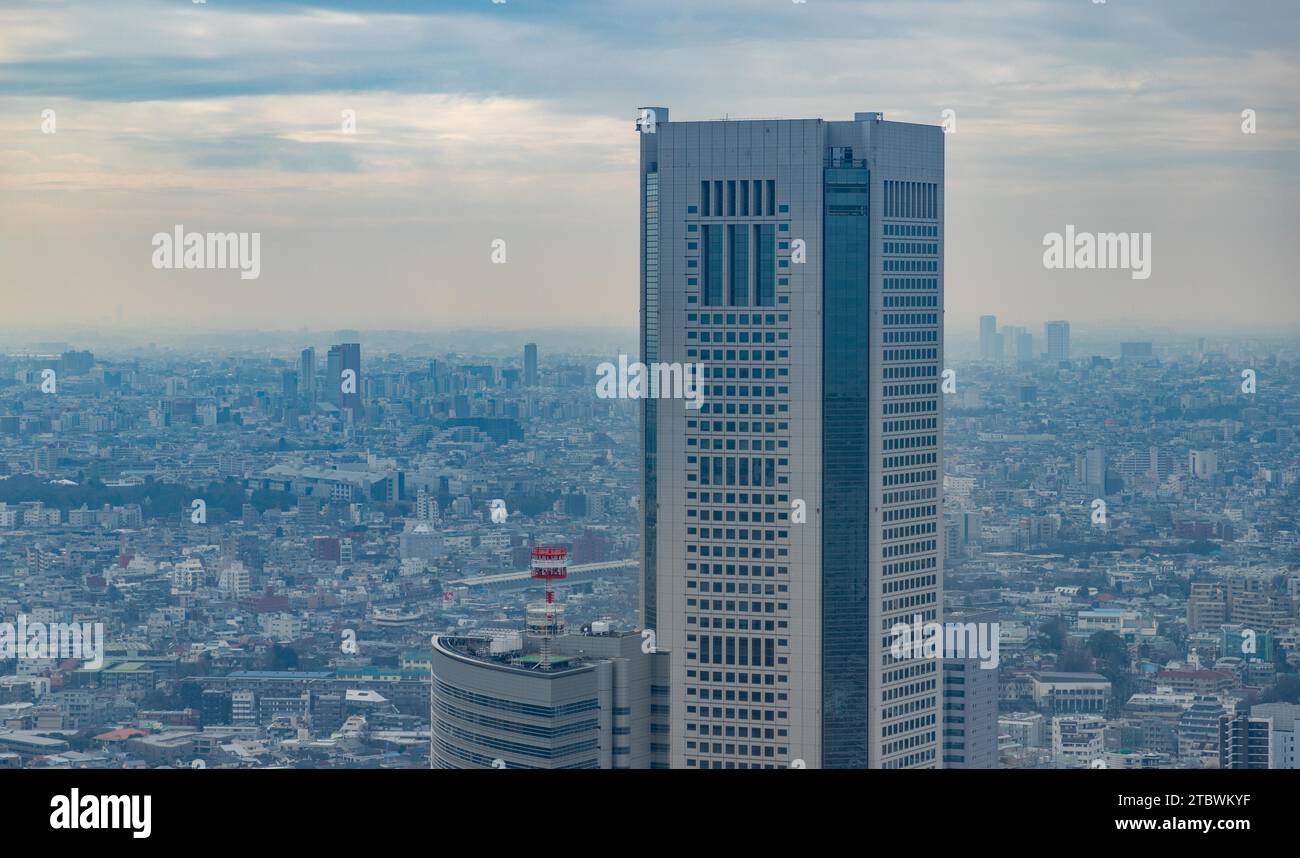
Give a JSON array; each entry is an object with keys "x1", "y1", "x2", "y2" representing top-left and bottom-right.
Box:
[
  {"x1": 2, "y1": 0, "x2": 1298, "y2": 331},
  {"x1": 6, "y1": 0, "x2": 1300, "y2": 806}
]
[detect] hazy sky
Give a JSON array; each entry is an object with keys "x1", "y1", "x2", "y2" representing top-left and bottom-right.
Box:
[{"x1": 1, "y1": 0, "x2": 1297, "y2": 336}]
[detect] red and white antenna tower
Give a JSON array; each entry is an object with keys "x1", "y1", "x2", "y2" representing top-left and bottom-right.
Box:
[{"x1": 529, "y1": 546, "x2": 568, "y2": 670}]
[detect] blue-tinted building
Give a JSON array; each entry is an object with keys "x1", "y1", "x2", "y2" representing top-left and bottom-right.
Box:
[{"x1": 326, "y1": 342, "x2": 362, "y2": 417}]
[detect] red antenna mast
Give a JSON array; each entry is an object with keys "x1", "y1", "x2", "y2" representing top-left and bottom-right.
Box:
[{"x1": 529, "y1": 547, "x2": 568, "y2": 670}]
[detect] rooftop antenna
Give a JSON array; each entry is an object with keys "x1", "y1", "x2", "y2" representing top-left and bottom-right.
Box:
[{"x1": 528, "y1": 546, "x2": 568, "y2": 670}]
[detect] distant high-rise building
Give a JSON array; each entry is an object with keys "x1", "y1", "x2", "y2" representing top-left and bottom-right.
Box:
[
  {"x1": 281, "y1": 369, "x2": 298, "y2": 402},
  {"x1": 640, "y1": 108, "x2": 944, "y2": 768},
  {"x1": 326, "y1": 343, "x2": 362, "y2": 416},
  {"x1": 1078, "y1": 447, "x2": 1106, "y2": 496},
  {"x1": 415, "y1": 488, "x2": 439, "y2": 522},
  {"x1": 523, "y1": 342, "x2": 539, "y2": 387},
  {"x1": 1219, "y1": 714, "x2": 1271, "y2": 769},
  {"x1": 300, "y1": 347, "x2": 316, "y2": 402},
  {"x1": 943, "y1": 610, "x2": 999, "y2": 769},
  {"x1": 325, "y1": 350, "x2": 341, "y2": 404},
  {"x1": 1045, "y1": 320, "x2": 1070, "y2": 363},
  {"x1": 979, "y1": 315, "x2": 1000, "y2": 360},
  {"x1": 1247, "y1": 703, "x2": 1300, "y2": 769}
]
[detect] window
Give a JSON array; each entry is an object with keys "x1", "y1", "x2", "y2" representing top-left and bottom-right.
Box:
[
  {"x1": 702, "y1": 225, "x2": 724, "y2": 306},
  {"x1": 728, "y1": 224, "x2": 749, "y2": 306},
  {"x1": 755, "y1": 224, "x2": 775, "y2": 306}
]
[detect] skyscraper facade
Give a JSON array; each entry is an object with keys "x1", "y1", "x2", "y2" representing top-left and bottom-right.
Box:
[
  {"x1": 326, "y1": 343, "x2": 362, "y2": 417},
  {"x1": 639, "y1": 109, "x2": 944, "y2": 768},
  {"x1": 524, "y1": 342, "x2": 539, "y2": 387},
  {"x1": 1045, "y1": 320, "x2": 1070, "y2": 364},
  {"x1": 942, "y1": 610, "x2": 999, "y2": 769},
  {"x1": 1079, "y1": 446, "x2": 1107, "y2": 496},
  {"x1": 430, "y1": 631, "x2": 668, "y2": 769},
  {"x1": 300, "y1": 347, "x2": 316, "y2": 403},
  {"x1": 281, "y1": 369, "x2": 298, "y2": 402}
]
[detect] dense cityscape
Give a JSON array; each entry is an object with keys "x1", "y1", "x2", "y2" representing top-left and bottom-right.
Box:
[
  {"x1": 4, "y1": 23, "x2": 1299, "y2": 858},
  {"x1": 1, "y1": 321, "x2": 1296, "y2": 770}
]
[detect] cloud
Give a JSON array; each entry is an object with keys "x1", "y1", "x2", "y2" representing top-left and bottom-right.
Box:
[{"x1": 0, "y1": 0, "x2": 1297, "y2": 331}]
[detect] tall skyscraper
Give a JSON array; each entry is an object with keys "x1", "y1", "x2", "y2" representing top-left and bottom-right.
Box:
[
  {"x1": 281, "y1": 369, "x2": 298, "y2": 402},
  {"x1": 979, "y1": 315, "x2": 1001, "y2": 361},
  {"x1": 943, "y1": 610, "x2": 999, "y2": 769},
  {"x1": 1045, "y1": 320, "x2": 1071, "y2": 363},
  {"x1": 326, "y1": 343, "x2": 362, "y2": 417},
  {"x1": 1078, "y1": 446, "x2": 1106, "y2": 496},
  {"x1": 523, "y1": 342, "x2": 539, "y2": 387},
  {"x1": 300, "y1": 347, "x2": 316, "y2": 402},
  {"x1": 639, "y1": 108, "x2": 944, "y2": 768}
]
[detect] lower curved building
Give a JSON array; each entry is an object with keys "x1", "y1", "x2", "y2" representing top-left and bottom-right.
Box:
[{"x1": 431, "y1": 630, "x2": 668, "y2": 769}]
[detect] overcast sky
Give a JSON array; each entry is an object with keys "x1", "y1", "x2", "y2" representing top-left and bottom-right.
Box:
[{"x1": 1, "y1": 0, "x2": 1297, "y2": 337}]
